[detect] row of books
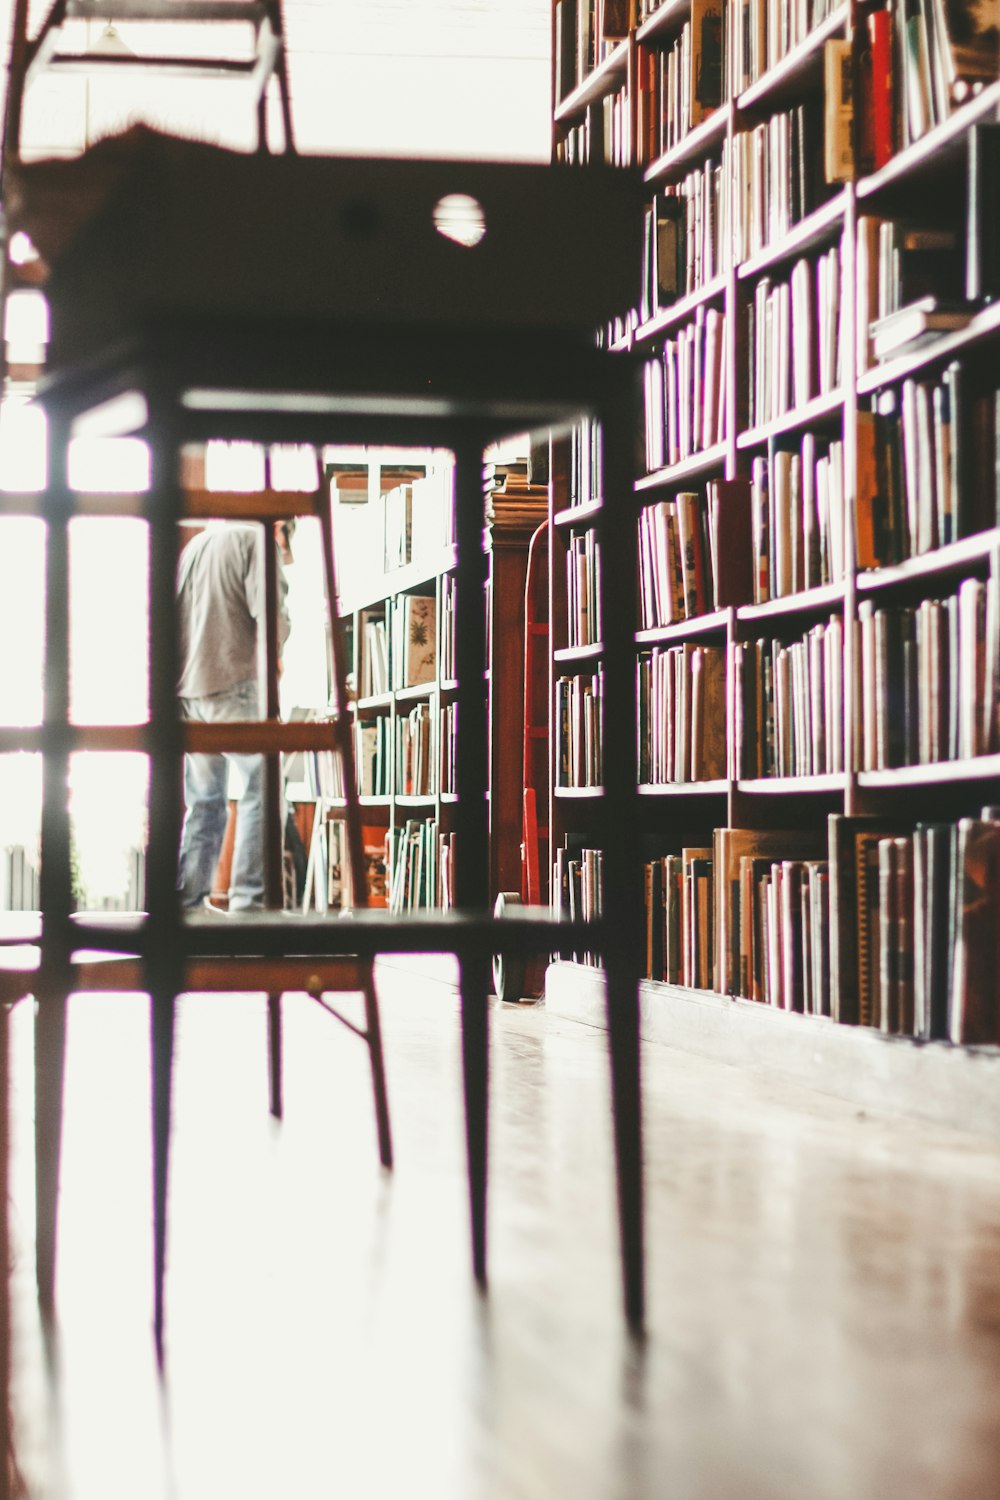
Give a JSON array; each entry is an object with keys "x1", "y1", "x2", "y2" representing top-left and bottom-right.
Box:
[
  {"x1": 640, "y1": 479, "x2": 758, "y2": 629},
  {"x1": 309, "y1": 816, "x2": 388, "y2": 912},
  {"x1": 356, "y1": 716, "x2": 392, "y2": 798},
  {"x1": 747, "y1": 244, "x2": 845, "y2": 429},
  {"x1": 638, "y1": 490, "x2": 709, "y2": 627},
  {"x1": 390, "y1": 592, "x2": 436, "y2": 689},
  {"x1": 640, "y1": 164, "x2": 726, "y2": 326},
  {"x1": 555, "y1": 84, "x2": 631, "y2": 167},
  {"x1": 856, "y1": 576, "x2": 998, "y2": 770},
  {"x1": 733, "y1": 616, "x2": 846, "y2": 777},
  {"x1": 357, "y1": 592, "x2": 437, "y2": 697},
  {"x1": 873, "y1": 0, "x2": 997, "y2": 154},
  {"x1": 635, "y1": 0, "x2": 725, "y2": 163},
  {"x1": 387, "y1": 816, "x2": 455, "y2": 913},
  {"x1": 555, "y1": 670, "x2": 604, "y2": 789},
  {"x1": 439, "y1": 700, "x2": 457, "y2": 797},
  {"x1": 643, "y1": 305, "x2": 728, "y2": 470},
  {"x1": 439, "y1": 572, "x2": 457, "y2": 683},
  {"x1": 636, "y1": 812, "x2": 1000, "y2": 1045},
  {"x1": 727, "y1": 100, "x2": 827, "y2": 264},
  {"x1": 857, "y1": 369, "x2": 1000, "y2": 566},
  {"x1": 566, "y1": 527, "x2": 603, "y2": 649},
  {"x1": 637, "y1": 642, "x2": 727, "y2": 783},
  {"x1": 562, "y1": 416, "x2": 604, "y2": 509},
  {"x1": 750, "y1": 436, "x2": 846, "y2": 601},
  {"x1": 552, "y1": 836, "x2": 603, "y2": 968},
  {"x1": 727, "y1": 0, "x2": 842, "y2": 96},
  {"x1": 396, "y1": 700, "x2": 435, "y2": 798},
  {"x1": 357, "y1": 608, "x2": 389, "y2": 698},
  {"x1": 831, "y1": 810, "x2": 1000, "y2": 1044},
  {"x1": 554, "y1": 0, "x2": 629, "y2": 104}
]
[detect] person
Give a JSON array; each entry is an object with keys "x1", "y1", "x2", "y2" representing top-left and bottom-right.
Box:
[{"x1": 176, "y1": 519, "x2": 294, "y2": 911}]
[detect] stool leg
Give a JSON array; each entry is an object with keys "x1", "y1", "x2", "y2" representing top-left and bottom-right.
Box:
[
  {"x1": 605, "y1": 952, "x2": 644, "y2": 1330},
  {"x1": 361, "y1": 969, "x2": 392, "y2": 1168},
  {"x1": 460, "y1": 949, "x2": 490, "y2": 1285},
  {"x1": 34, "y1": 986, "x2": 68, "y2": 1313},
  {"x1": 151, "y1": 990, "x2": 175, "y2": 1362},
  {"x1": 267, "y1": 994, "x2": 283, "y2": 1119},
  {"x1": 599, "y1": 368, "x2": 646, "y2": 1332}
]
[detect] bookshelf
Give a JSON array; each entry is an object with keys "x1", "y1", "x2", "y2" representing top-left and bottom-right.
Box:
[
  {"x1": 306, "y1": 458, "x2": 547, "y2": 919},
  {"x1": 547, "y1": 0, "x2": 1000, "y2": 1082}
]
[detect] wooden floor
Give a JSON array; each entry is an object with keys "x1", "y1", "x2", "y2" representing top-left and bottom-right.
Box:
[{"x1": 6, "y1": 959, "x2": 1000, "y2": 1499}]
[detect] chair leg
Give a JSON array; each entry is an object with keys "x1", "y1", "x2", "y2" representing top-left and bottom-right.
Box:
[
  {"x1": 459, "y1": 949, "x2": 490, "y2": 1286},
  {"x1": 150, "y1": 990, "x2": 175, "y2": 1363},
  {"x1": 361, "y1": 968, "x2": 392, "y2": 1168},
  {"x1": 605, "y1": 951, "x2": 645, "y2": 1331},
  {"x1": 34, "y1": 986, "x2": 68, "y2": 1314},
  {"x1": 267, "y1": 993, "x2": 283, "y2": 1120}
]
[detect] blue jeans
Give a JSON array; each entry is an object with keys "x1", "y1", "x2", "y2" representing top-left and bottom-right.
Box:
[{"x1": 177, "y1": 678, "x2": 264, "y2": 910}]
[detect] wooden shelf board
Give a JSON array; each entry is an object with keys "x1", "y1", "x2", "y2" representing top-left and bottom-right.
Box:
[
  {"x1": 857, "y1": 302, "x2": 1000, "y2": 395},
  {"x1": 545, "y1": 960, "x2": 1000, "y2": 1141},
  {"x1": 634, "y1": 272, "x2": 728, "y2": 346},
  {"x1": 636, "y1": 441, "x2": 727, "y2": 491},
  {"x1": 637, "y1": 0, "x2": 691, "y2": 44},
  {"x1": 645, "y1": 101, "x2": 731, "y2": 185},
  {"x1": 356, "y1": 694, "x2": 392, "y2": 712},
  {"x1": 736, "y1": 189, "x2": 849, "y2": 281},
  {"x1": 638, "y1": 779, "x2": 729, "y2": 796},
  {"x1": 554, "y1": 785, "x2": 604, "y2": 799},
  {"x1": 856, "y1": 531, "x2": 999, "y2": 593},
  {"x1": 858, "y1": 755, "x2": 1000, "y2": 789},
  {"x1": 357, "y1": 795, "x2": 390, "y2": 809},
  {"x1": 736, "y1": 5, "x2": 850, "y2": 113},
  {"x1": 395, "y1": 793, "x2": 437, "y2": 807},
  {"x1": 737, "y1": 388, "x2": 845, "y2": 449},
  {"x1": 340, "y1": 544, "x2": 457, "y2": 615},
  {"x1": 554, "y1": 642, "x2": 603, "y2": 664},
  {"x1": 636, "y1": 606, "x2": 731, "y2": 643},
  {"x1": 395, "y1": 682, "x2": 435, "y2": 702},
  {"x1": 737, "y1": 772, "x2": 847, "y2": 794},
  {"x1": 737, "y1": 581, "x2": 845, "y2": 621},
  {"x1": 554, "y1": 498, "x2": 603, "y2": 528},
  {"x1": 553, "y1": 38, "x2": 630, "y2": 125},
  {"x1": 857, "y1": 80, "x2": 1000, "y2": 202}
]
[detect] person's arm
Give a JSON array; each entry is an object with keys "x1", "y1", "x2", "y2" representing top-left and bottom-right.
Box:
[{"x1": 244, "y1": 527, "x2": 290, "y2": 636}]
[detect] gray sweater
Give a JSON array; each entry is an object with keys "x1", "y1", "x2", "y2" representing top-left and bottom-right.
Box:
[{"x1": 176, "y1": 524, "x2": 290, "y2": 700}]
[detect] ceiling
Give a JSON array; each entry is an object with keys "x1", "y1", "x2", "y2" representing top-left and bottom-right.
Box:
[{"x1": 0, "y1": 1, "x2": 553, "y2": 161}]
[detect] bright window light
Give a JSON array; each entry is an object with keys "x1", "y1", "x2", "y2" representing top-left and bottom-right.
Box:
[{"x1": 432, "y1": 193, "x2": 486, "y2": 248}]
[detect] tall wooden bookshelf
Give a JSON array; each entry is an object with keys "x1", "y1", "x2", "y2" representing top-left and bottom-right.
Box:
[
  {"x1": 307, "y1": 457, "x2": 547, "y2": 919},
  {"x1": 547, "y1": 0, "x2": 1000, "y2": 1107}
]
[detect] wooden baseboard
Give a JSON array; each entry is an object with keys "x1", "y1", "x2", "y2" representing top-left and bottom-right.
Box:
[{"x1": 545, "y1": 961, "x2": 1000, "y2": 1142}]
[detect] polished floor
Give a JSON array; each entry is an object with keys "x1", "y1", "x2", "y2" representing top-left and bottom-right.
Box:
[{"x1": 6, "y1": 960, "x2": 1000, "y2": 1499}]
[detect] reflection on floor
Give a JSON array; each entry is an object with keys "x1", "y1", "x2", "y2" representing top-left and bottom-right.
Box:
[{"x1": 7, "y1": 959, "x2": 1000, "y2": 1499}]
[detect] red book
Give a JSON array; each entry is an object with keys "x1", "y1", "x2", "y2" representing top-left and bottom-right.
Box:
[{"x1": 868, "y1": 10, "x2": 894, "y2": 171}]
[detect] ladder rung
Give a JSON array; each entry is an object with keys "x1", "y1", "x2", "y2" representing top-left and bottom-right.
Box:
[
  {"x1": 42, "y1": 54, "x2": 261, "y2": 81},
  {"x1": 183, "y1": 488, "x2": 320, "y2": 521},
  {"x1": 75, "y1": 954, "x2": 369, "y2": 994},
  {"x1": 64, "y1": 1, "x2": 270, "y2": 20},
  {"x1": 184, "y1": 720, "x2": 345, "y2": 756}
]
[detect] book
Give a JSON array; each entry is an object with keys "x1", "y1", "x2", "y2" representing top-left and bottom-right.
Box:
[
  {"x1": 829, "y1": 814, "x2": 910, "y2": 1025},
  {"x1": 823, "y1": 39, "x2": 855, "y2": 184},
  {"x1": 398, "y1": 593, "x2": 436, "y2": 687},
  {"x1": 966, "y1": 123, "x2": 1000, "y2": 304},
  {"x1": 951, "y1": 817, "x2": 1000, "y2": 1045},
  {"x1": 713, "y1": 827, "x2": 823, "y2": 995},
  {"x1": 870, "y1": 295, "x2": 973, "y2": 361}
]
